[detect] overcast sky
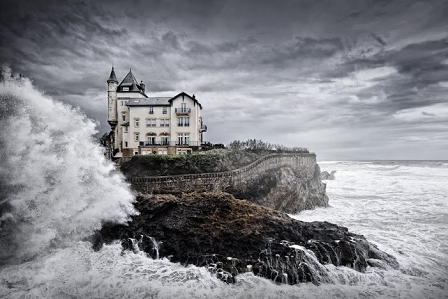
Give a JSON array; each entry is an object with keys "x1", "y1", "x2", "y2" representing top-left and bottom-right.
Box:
[{"x1": 1, "y1": 0, "x2": 447, "y2": 160}]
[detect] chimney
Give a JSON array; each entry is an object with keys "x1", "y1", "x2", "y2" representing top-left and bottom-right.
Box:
[{"x1": 140, "y1": 80, "x2": 145, "y2": 93}]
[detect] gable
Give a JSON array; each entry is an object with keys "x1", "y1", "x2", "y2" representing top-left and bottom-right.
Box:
[{"x1": 168, "y1": 92, "x2": 202, "y2": 109}]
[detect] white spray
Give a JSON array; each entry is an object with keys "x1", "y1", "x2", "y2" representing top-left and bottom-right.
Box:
[{"x1": 0, "y1": 68, "x2": 137, "y2": 263}]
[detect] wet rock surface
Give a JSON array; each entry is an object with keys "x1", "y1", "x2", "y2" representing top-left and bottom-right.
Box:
[{"x1": 92, "y1": 192, "x2": 398, "y2": 284}]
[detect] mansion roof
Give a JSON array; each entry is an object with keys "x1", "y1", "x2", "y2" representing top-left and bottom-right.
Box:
[
  {"x1": 126, "y1": 97, "x2": 172, "y2": 106},
  {"x1": 125, "y1": 92, "x2": 202, "y2": 109}
]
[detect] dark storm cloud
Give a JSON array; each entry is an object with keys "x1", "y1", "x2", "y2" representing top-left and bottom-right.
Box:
[
  {"x1": 1, "y1": 0, "x2": 447, "y2": 159},
  {"x1": 260, "y1": 37, "x2": 345, "y2": 66}
]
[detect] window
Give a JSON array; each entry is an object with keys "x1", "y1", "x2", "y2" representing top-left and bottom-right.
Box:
[
  {"x1": 160, "y1": 119, "x2": 170, "y2": 127},
  {"x1": 134, "y1": 118, "x2": 139, "y2": 127},
  {"x1": 177, "y1": 149, "x2": 191, "y2": 155},
  {"x1": 122, "y1": 113, "x2": 126, "y2": 121},
  {"x1": 161, "y1": 136, "x2": 169, "y2": 145},
  {"x1": 163, "y1": 107, "x2": 167, "y2": 114},
  {"x1": 146, "y1": 119, "x2": 156, "y2": 127},
  {"x1": 123, "y1": 87, "x2": 129, "y2": 91},
  {"x1": 124, "y1": 126, "x2": 128, "y2": 132},
  {"x1": 177, "y1": 133, "x2": 190, "y2": 145},
  {"x1": 121, "y1": 101, "x2": 124, "y2": 106},
  {"x1": 135, "y1": 133, "x2": 140, "y2": 142},
  {"x1": 177, "y1": 117, "x2": 189, "y2": 127},
  {"x1": 149, "y1": 106, "x2": 154, "y2": 114},
  {"x1": 146, "y1": 136, "x2": 156, "y2": 145},
  {"x1": 125, "y1": 141, "x2": 128, "y2": 147},
  {"x1": 181, "y1": 103, "x2": 186, "y2": 112}
]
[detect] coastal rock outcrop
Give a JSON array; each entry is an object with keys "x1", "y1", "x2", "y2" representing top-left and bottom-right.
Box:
[
  {"x1": 321, "y1": 170, "x2": 336, "y2": 180},
  {"x1": 93, "y1": 192, "x2": 398, "y2": 285},
  {"x1": 226, "y1": 164, "x2": 328, "y2": 214}
]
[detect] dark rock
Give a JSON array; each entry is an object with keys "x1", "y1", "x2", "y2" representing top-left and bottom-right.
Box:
[{"x1": 92, "y1": 192, "x2": 398, "y2": 285}]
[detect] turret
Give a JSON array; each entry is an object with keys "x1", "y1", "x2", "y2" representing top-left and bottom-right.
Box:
[{"x1": 107, "y1": 67, "x2": 118, "y2": 128}]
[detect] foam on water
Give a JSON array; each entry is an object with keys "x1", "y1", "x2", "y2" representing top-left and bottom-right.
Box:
[
  {"x1": 1, "y1": 71, "x2": 447, "y2": 298},
  {"x1": 294, "y1": 160, "x2": 448, "y2": 298}
]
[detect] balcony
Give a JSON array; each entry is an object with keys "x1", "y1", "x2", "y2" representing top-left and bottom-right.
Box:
[
  {"x1": 175, "y1": 141, "x2": 201, "y2": 147},
  {"x1": 138, "y1": 141, "x2": 201, "y2": 147},
  {"x1": 175, "y1": 108, "x2": 191, "y2": 115},
  {"x1": 199, "y1": 124, "x2": 207, "y2": 132}
]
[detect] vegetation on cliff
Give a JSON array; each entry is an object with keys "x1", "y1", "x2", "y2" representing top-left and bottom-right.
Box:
[
  {"x1": 121, "y1": 139, "x2": 309, "y2": 177},
  {"x1": 121, "y1": 149, "x2": 264, "y2": 177}
]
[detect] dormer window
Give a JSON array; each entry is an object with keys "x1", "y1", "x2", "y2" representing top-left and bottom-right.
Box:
[{"x1": 123, "y1": 87, "x2": 129, "y2": 92}]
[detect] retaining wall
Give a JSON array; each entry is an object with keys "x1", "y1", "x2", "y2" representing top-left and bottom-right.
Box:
[{"x1": 128, "y1": 153, "x2": 317, "y2": 194}]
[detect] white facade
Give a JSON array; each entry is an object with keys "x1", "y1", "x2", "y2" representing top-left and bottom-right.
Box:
[{"x1": 107, "y1": 68, "x2": 206, "y2": 158}]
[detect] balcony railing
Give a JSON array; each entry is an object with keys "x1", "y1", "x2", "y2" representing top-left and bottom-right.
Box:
[
  {"x1": 199, "y1": 124, "x2": 207, "y2": 132},
  {"x1": 139, "y1": 141, "x2": 201, "y2": 147},
  {"x1": 175, "y1": 108, "x2": 191, "y2": 114}
]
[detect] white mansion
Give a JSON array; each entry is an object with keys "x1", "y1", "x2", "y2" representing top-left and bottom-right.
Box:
[{"x1": 106, "y1": 67, "x2": 207, "y2": 158}]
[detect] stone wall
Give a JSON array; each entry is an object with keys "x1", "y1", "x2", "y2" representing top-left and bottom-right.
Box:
[{"x1": 128, "y1": 153, "x2": 317, "y2": 194}]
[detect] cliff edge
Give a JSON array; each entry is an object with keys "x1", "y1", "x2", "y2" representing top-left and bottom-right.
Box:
[
  {"x1": 225, "y1": 163, "x2": 328, "y2": 213},
  {"x1": 124, "y1": 151, "x2": 328, "y2": 214}
]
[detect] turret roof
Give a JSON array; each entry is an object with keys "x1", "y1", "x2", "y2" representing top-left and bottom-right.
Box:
[
  {"x1": 107, "y1": 67, "x2": 118, "y2": 83},
  {"x1": 118, "y1": 69, "x2": 144, "y2": 93},
  {"x1": 119, "y1": 69, "x2": 138, "y2": 86}
]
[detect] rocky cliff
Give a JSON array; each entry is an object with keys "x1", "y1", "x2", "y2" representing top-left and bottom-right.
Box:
[
  {"x1": 92, "y1": 192, "x2": 398, "y2": 285},
  {"x1": 225, "y1": 164, "x2": 328, "y2": 213},
  {"x1": 126, "y1": 153, "x2": 328, "y2": 214}
]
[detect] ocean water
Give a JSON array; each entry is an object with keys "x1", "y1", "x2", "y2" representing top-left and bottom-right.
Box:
[
  {"x1": 293, "y1": 160, "x2": 448, "y2": 299},
  {"x1": 1, "y1": 72, "x2": 447, "y2": 298}
]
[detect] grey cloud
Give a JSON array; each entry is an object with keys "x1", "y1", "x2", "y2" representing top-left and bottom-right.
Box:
[
  {"x1": 161, "y1": 31, "x2": 181, "y2": 50},
  {"x1": 371, "y1": 33, "x2": 387, "y2": 46},
  {"x1": 259, "y1": 37, "x2": 345, "y2": 68},
  {"x1": 1, "y1": 0, "x2": 447, "y2": 159}
]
